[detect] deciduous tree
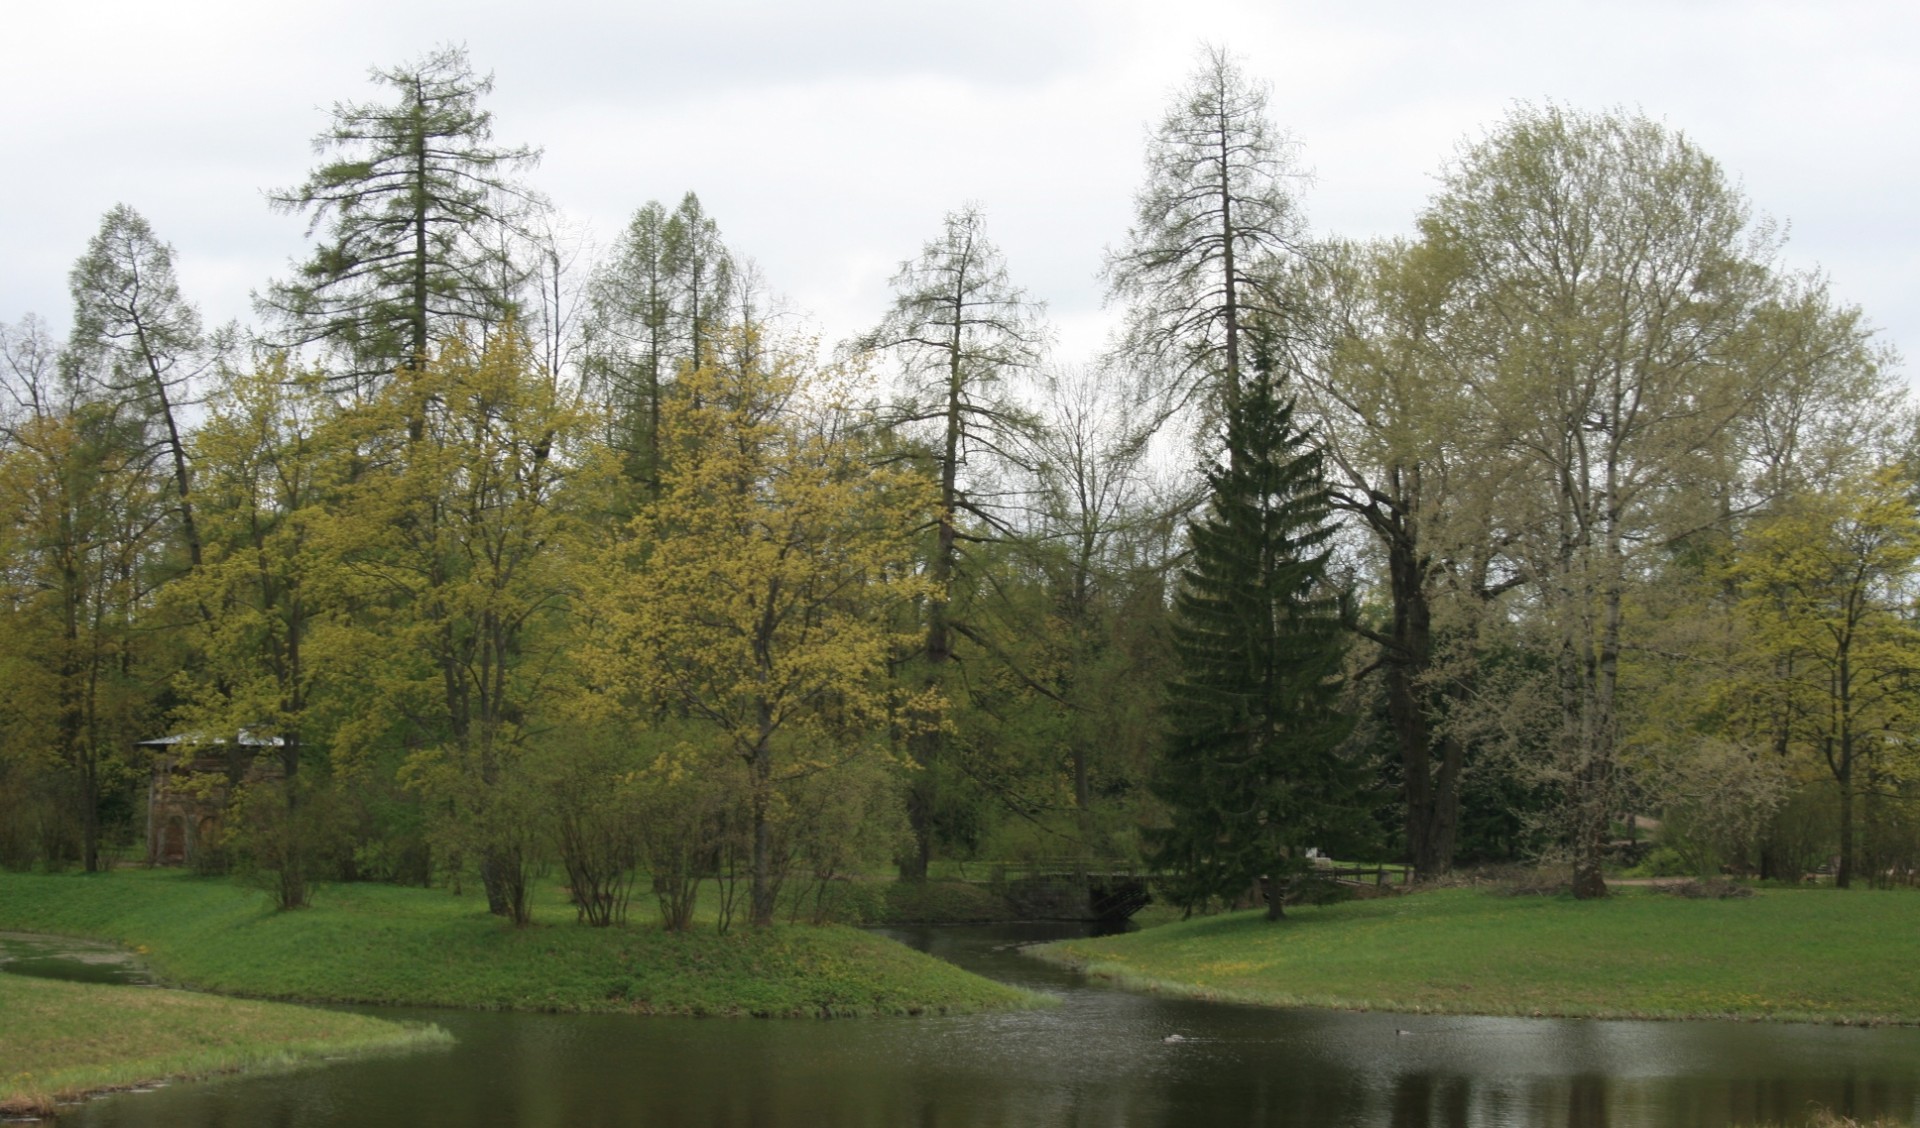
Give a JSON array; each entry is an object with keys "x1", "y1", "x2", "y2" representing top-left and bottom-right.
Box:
[
  {"x1": 860, "y1": 206, "x2": 1046, "y2": 878},
  {"x1": 586, "y1": 336, "x2": 935, "y2": 925},
  {"x1": 585, "y1": 193, "x2": 737, "y2": 495},
  {"x1": 66, "y1": 205, "x2": 210, "y2": 568},
  {"x1": 1722, "y1": 470, "x2": 1920, "y2": 888},
  {"x1": 1426, "y1": 105, "x2": 1814, "y2": 898}
]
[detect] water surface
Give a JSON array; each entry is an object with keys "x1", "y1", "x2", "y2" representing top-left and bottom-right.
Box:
[
  {"x1": 16, "y1": 922, "x2": 1919, "y2": 1127},
  {"x1": 0, "y1": 931, "x2": 151, "y2": 987}
]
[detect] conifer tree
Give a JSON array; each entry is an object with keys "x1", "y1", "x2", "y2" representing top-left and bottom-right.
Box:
[
  {"x1": 1148, "y1": 352, "x2": 1364, "y2": 920},
  {"x1": 262, "y1": 46, "x2": 543, "y2": 388}
]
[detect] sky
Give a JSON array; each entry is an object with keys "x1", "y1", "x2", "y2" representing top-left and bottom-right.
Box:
[{"x1": 4, "y1": 0, "x2": 1917, "y2": 375}]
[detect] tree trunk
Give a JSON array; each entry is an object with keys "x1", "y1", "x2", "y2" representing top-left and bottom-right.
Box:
[
  {"x1": 1364, "y1": 487, "x2": 1466, "y2": 882},
  {"x1": 1836, "y1": 751, "x2": 1854, "y2": 890},
  {"x1": 901, "y1": 322, "x2": 966, "y2": 881},
  {"x1": 749, "y1": 735, "x2": 776, "y2": 927}
]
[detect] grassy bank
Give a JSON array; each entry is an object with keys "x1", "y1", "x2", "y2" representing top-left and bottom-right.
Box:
[
  {"x1": 0, "y1": 972, "x2": 447, "y2": 1116},
  {"x1": 0, "y1": 869, "x2": 1037, "y2": 1017},
  {"x1": 1034, "y1": 886, "x2": 1920, "y2": 1024}
]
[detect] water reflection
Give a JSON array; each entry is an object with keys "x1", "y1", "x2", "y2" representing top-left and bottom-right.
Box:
[{"x1": 36, "y1": 922, "x2": 1920, "y2": 1128}]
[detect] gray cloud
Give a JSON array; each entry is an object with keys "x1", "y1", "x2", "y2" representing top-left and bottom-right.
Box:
[{"x1": 5, "y1": 0, "x2": 1914, "y2": 373}]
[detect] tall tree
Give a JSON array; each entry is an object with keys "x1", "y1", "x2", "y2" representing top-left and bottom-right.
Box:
[
  {"x1": 1723, "y1": 471, "x2": 1920, "y2": 889},
  {"x1": 1148, "y1": 352, "x2": 1364, "y2": 920},
  {"x1": 262, "y1": 45, "x2": 543, "y2": 387},
  {"x1": 1023, "y1": 362, "x2": 1180, "y2": 853},
  {"x1": 1105, "y1": 45, "x2": 1309, "y2": 418},
  {"x1": 66, "y1": 205, "x2": 208, "y2": 568},
  {"x1": 860, "y1": 205, "x2": 1046, "y2": 878},
  {"x1": 586, "y1": 334, "x2": 936, "y2": 926},
  {"x1": 585, "y1": 193, "x2": 736, "y2": 494},
  {"x1": 166, "y1": 359, "x2": 349, "y2": 906},
  {"x1": 1301, "y1": 237, "x2": 1521, "y2": 880},
  {"x1": 0, "y1": 332, "x2": 165, "y2": 871},
  {"x1": 332, "y1": 330, "x2": 590, "y2": 923},
  {"x1": 1426, "y1": 105, "x2": 1807, "y2": 898}
]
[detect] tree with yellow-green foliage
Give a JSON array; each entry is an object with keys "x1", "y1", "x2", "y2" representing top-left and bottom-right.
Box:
[
  {"x1": 329, "y1": 328, "x2": 600, "y2": 923},
  {"x1": 0, "y1": 317, "x2": 166, "y2": 872},
  {"x1": 164, "y1": 358, "x2": 352, "y2": 905},
  {"x1": 1720, "y1": 469, "x2": 1920, "y2": 888},
  {"x1": 582, "y1": 334, "x2": 936, "y2": 927}
]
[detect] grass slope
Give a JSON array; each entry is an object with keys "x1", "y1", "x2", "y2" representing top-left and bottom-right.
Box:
[
  {"x1": 1034, "y1": 886, "x2": 1920, "y2": 1024},
  {"x1": 0, "y1": 870, "x2": 1036, "y2": 1017},
  {"x1": 0, "y1": 972, "x2": 447, "y2": 1116}
]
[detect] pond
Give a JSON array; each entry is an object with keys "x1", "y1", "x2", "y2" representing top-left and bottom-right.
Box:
[{"x1": 14, "y1": 923, "x2": 1920, "y2": 1127}]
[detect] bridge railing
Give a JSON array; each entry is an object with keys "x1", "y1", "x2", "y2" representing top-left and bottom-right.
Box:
[
  {"x1": 986, "y1": 858, "x2": 1147, "y2": 885},
  {"x1": 956, "y1": 857, "x2": 1412, "y2": 887},
  {"x1": 1315, "y1": 861, "x2": 1413, "y2": 887}
]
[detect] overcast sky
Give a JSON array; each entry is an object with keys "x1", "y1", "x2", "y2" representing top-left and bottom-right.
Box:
[{"x1": 5, "y1": 0, "x2": 1916, "y2": 376}]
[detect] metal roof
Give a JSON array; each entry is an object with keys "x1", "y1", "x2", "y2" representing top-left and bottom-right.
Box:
[{"x1": 136, "y1": 729, "x2": 286, "y2": 748}]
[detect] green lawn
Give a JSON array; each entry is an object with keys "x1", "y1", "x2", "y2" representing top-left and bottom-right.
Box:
[
  {"x1": 0, "y1": 869, "x2": 1037, "y2": 1017},
  {"x1": 1033, "y1": 885, "x2": 1920, "y2": 1024},
  {"x1": 0, "y1": 972, "x2": 447, "y2": 1116}
]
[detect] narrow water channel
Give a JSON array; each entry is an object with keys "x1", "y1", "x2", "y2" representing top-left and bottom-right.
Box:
[{"x1": 17, "y1": 922, "x2": 1920, "y2": 1128}]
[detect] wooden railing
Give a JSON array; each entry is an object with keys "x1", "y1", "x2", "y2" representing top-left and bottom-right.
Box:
[{"x1": 1316, "y1": 862, "x2": 1413, "y2": 887}]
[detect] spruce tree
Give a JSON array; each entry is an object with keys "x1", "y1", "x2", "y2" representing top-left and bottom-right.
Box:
[{"x1": 1148, "y1": 355, "x2": 1365, "y2": 920}]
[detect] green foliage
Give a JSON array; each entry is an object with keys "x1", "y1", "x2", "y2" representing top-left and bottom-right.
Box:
[
  {"x1": 585, "y1": 192, "x2": 737, "y2": 493},
  {"x1": 581, "y1": 335, "x2": 937, "y2": 925},
  {"x1": 1148, "y1": 361, "x2": 1368, "y2": 917},
  {"x1": 0, "y1": 321, "x2": 166, "y2": 872},
  {"x1": 262, "y1": 45, "x2": 542, "y2": 384}
]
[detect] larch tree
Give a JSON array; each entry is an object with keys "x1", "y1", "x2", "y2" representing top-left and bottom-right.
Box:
[
  {"x1": 585, "y1": 192, "x2": 737, "y2": 496},
  {"x1": 262, "y1": 45, "x2": 544, "y2": 389},
  {"x1": 1105, "y1": 45, "x2": 1310, "y2": 420},
  {"x1": 66, "y1": 204, "x2": 210, "y2": 569},
  {"x1": 858, "y1": 205, "x2": 1047, "y2": 879},
  {"x1": 1148, "y1": 350, "x2": 1365, "y2": 920}
]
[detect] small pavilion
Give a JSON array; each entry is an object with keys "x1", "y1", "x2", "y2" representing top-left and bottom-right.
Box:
[{"x1": 140, "y1": 731, "x2": 284, "y2": 866}]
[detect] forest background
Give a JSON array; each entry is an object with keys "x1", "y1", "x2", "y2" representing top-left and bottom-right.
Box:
[{"x1": 3, "y1": 28, "x2": 1917, "y2": 929}]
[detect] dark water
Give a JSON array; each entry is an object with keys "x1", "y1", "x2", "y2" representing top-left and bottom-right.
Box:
[
  {"x1": 14, "y1": 923, "x2": 1920, "y2": 1127},
  {"x1": 0, "y1": 931, "x2": 152, "y2": 986}
]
